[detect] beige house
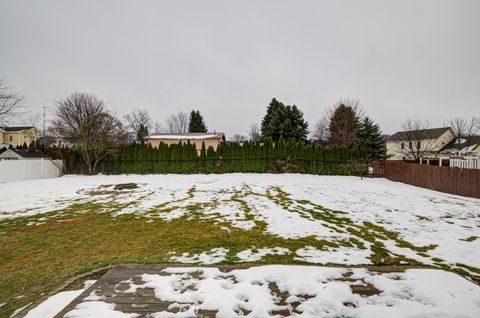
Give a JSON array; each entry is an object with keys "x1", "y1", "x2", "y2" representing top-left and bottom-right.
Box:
[
  {"x1": 386, "y1": 127, "x2": 455, "y2": 160},
  {"x1": 144, "y1": 132, "x2": 225, "y2": 153},
  {"x1": 0, "y1": 126, "x2": 40, "y2": 147}
]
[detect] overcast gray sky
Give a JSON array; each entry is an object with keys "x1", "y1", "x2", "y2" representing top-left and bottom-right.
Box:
[{"x1": 1, "y1": 0, "x2": 479, "y2": 136}]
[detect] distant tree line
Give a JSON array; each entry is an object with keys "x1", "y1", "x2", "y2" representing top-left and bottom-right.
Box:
[{"x1": 1, "y1": 83, "x2": 387, "y2": 174}]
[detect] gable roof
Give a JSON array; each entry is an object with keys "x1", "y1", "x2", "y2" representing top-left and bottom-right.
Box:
[
  {"x1": 388, "y1": 127, "x2": 452, "y2": 141},
  {"x1": 0, "y1": 126, "x2": 36, "y2": 132},
  {"x1": 145, "y1": 132, "x2": 225, "y2": 141},
  {"x1": 440, "y1": 135, "x2": 480, "y2": 154},
  {"x1": 7, "y1": 148, "x2": 49, "y2": 158}
]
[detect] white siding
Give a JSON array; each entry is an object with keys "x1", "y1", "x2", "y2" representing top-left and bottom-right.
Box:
[{"x1": 0, "y1": 159, "x2": 63, "y2": 183}]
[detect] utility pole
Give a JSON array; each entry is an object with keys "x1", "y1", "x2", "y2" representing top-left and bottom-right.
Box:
[
  {"x1": 43, "y1": 106, "x2": 46, "y2": 151},
  {"x1": 42, "y1": 106, "x2": 46, "y2": 138}
]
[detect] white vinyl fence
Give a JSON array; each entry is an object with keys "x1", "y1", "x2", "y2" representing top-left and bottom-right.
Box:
[
  {"x1": 0, "y1": 159, "x2": 63, "y2": 183},
  {"x1": 450, "y1": 159, "x2": 480, "y2": 170}
]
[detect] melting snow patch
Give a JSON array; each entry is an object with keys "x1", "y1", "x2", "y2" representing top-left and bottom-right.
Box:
[
  {"x1": 170, "y1": 247, "x2": 228, "y2": 264},
  {"x1": 236, "y1": 247, "x2": 291, "y2": 262},
  {"x1": 108, "y1": 265, "x2": 480, "y2": 318},
  {"x1": 24, "y1": 280, "x2": 96, "y2": 318},
  {"x1": 64, "y1": 301, "x2": 139, "y2": 318},
  {"x1": 295, "y1": 246, "x2": 373, "y2": 265},
  {"x1": 10, "y1": 303, "x2": 31, "y2": 318}
]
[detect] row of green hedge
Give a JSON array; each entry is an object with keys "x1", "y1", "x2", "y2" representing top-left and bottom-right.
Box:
[{"x1": 61, "y1": 137, "x2": 368, "y2": 175}]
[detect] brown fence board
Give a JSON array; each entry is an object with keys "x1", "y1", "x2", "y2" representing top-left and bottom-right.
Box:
[{"x1": 373, "y1": 160, "x2": 480, "y2": 199}]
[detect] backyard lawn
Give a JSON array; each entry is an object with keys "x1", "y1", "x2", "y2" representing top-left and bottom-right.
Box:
[{"x1": 1, "y1": 174, "x2": 479, "y2": 317}]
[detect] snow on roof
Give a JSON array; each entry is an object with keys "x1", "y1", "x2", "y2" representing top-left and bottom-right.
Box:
[
  {"x1": 440, "y1": 136, "x2": 480, "y2": 154},
  {"x1": 146, "y1": 132, "x2": 224, "y2": 140}
]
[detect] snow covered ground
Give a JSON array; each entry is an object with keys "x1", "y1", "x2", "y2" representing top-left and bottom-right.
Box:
[
  {"x1": 3, "y1": 174, "x2": 480, "y2": 317},
  {"x1": 1, "y1": 174, "x2": 479, "y2": 276},
  {"x1": 33, "y1": 266, "x2": 480, "y2": 318},
  {"x1": 23, "y1": 281, "x2": 96, "y2": 318}
]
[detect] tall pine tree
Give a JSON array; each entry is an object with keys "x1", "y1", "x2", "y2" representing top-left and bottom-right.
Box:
[
  {"x1": 260, "y1": 98, "x2": 309, "y2": 142},
  {"x1": 356, "y1": 116, "x2": 386, "y2": 161},
  {"x1": 188, "y1": 110, "x2": 208, "y2": 132}
]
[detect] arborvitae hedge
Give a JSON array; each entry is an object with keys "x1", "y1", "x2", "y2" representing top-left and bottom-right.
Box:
[{"x1": 59, "y1": 139, "x2": 368, "y2": 175}]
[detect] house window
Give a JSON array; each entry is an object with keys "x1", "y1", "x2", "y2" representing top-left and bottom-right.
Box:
[
  {"x1": 9, "y1": 136, "x2": 13, "y2": 142},
  {"x1": 401, "y1": 142, "x2": 404, "y2": 149},
  {"x1": 409, "y1": 141, "x2": 412, "y2": 149},
  {"x1": 417, "y1": 141, "x2": 421, "y2": 149}
]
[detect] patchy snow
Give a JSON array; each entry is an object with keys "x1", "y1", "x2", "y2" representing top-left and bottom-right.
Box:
[
  {"x1": 1, "y1": 174, "x2": 479, "y2": 273},
  {"x1": 236, "y1": 247, "x2": 290, "y2": 262},
  {"x1": 10, "y1": 303, "x2": 31, "y2": 318},
  {"x1": 73, "y1": 265, "x2": 480, "y2": 318},
  {"x1": 64, "y1": 301, "x2": 139, "y2": 318},
  {"x1": 170, "y1": 248, "x2": 228, "y2": 264},
  {"x1": 24, "y1": 280, "x2": 96, "y2": 318},
  {"x1": 295, "y1": 246, "x2": 373, "y2": 265}
]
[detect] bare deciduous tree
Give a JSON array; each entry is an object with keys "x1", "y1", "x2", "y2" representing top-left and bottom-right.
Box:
[
  {"x1": 247, "y1": 123, "x2": 260, "y2": 141},
  {"x1": 312, "y1": 109, "x2": 332, "y2": 144},
  {"x1": 392, "y1": 118, "x2": 437, "y2": 160},
  {"x1": 230, "y1": 134, "x2": 247, "y2": 143},
  {"x1": 448, "y1": 117, "x2": 480, "y2": 156},
  {"x1": 0, "y1": 77, "x2": 24, "y2": 125},
  {"x1": 153, "y1": 121, "x2": 163, "y2": 133},
  {"x1": 21, "y1": 111, "x2": 41, "y2": 128},
  {"x1": 165, "y1": 111, "x2": 189, "y2": 133},
  {"x1": 52, "y1": 92, "x2": 126, "y2": 174},
  {"x1": 124, "y1": 109, "x2": 153, "y2": 141},
  {"x1": 313, "y1": 99, "x2": 364, "y2": 145}
]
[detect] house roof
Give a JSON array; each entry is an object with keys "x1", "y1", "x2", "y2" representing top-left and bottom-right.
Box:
[
  {"x1": 440, "y1": 135, "x2": 480, "y2": 154},
  {"x1": 7, "y1": 149, "x2": 49, "y2": 158},
  {"x1": 145, "y1": 132, "x2": 225, "y2": 141},
  {"x1": 0, "y1": 126, "x2": 36, "y2": 132},
  {"x1": 388, "y1": 127, "x2": 452, "y2": 141}
]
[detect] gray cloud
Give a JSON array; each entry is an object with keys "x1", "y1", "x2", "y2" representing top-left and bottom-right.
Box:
[{"x1": 1, "y1": 0, "x2": 479, "y2": 136}]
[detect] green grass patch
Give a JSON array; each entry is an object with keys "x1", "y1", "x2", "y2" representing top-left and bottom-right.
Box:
[{"x1": 460, "y1": 236, "x2": 478, "y2": 242}]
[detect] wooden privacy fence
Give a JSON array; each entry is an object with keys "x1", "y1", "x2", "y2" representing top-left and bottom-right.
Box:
[{"x1": 373, "y1": 160, "x2": 480, "y2": 199}]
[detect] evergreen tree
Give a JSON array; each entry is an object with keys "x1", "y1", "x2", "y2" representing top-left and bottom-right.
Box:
[
  {"x1": 188, "y1": 110, "x2": 208, "y2": 132},
  {"x1": 136, "y1": 124, "x2": 149, "y2": 143},
  {"x1": 356, "y1": 116, "x2": 386, "y2": 161},
  {"x1": 199, "y1": 141, "x2": 206, "y2": 160},
  {"x1": 260, "y1": 98, "x2": 309, "y2": 142},
  {"x1": 288, "y1": 105, "x2": 309, "y2": 141}
]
